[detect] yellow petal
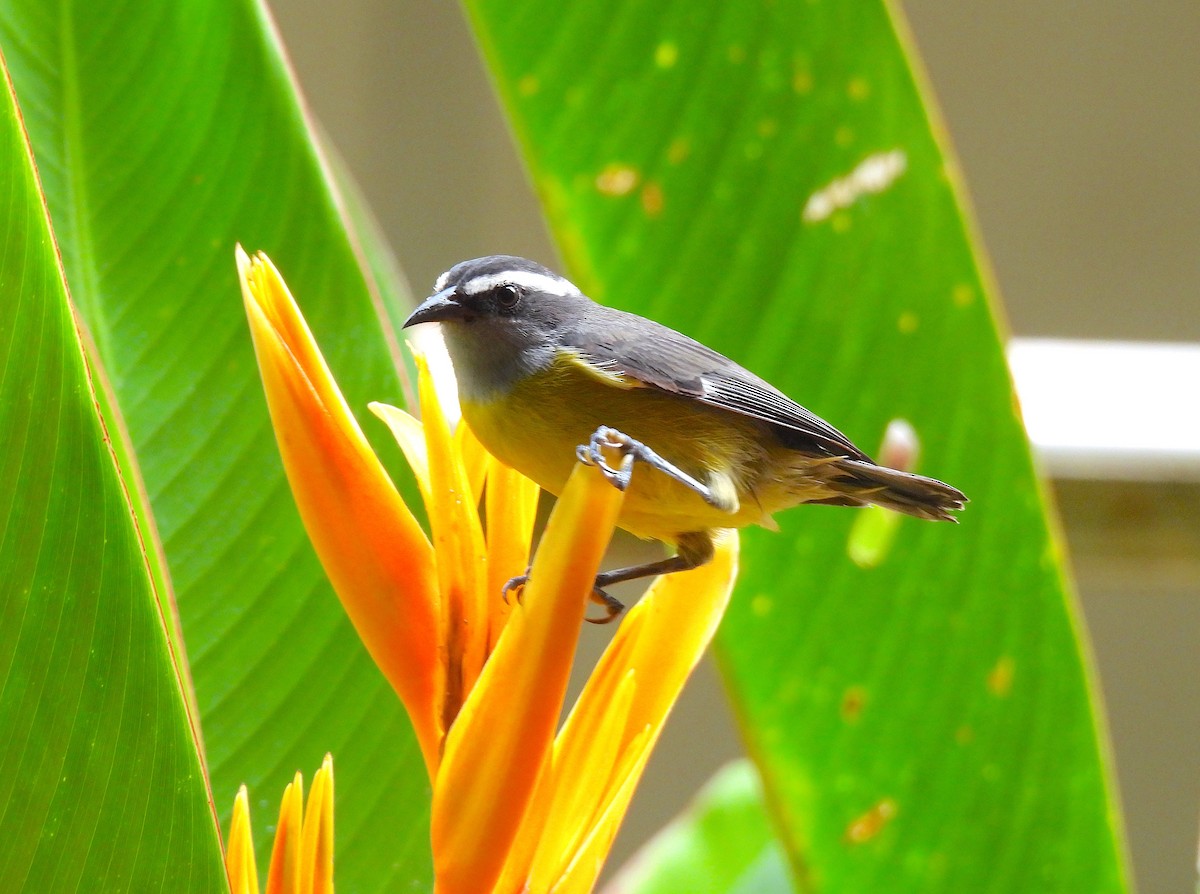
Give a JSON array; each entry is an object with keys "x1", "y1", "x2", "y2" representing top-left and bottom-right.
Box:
[
  {"x1": 266, "y1": 773, "x2": 304, "y2": 894},
  {"x1": 483, "y1": 455, "x2": 540, "y2": 651},
  {"x1": 301, "y1": 755, "x2": 335, "y2": 894},
  {"x1": 414, "y1": 350, "x2": 490, "y2": 732},
  {"x1": 238, "y1": 247, "x2": 442, "y2": 770},
  {"x1": 491, "y1": 669, "x2": 636, "y2": 894},
  {"x1": 370, "y1": 401, "x2": 431, "y2": 501},
  {"x1": 549, "y1": 726, "x2": 651, "y2": 894},
  {"x1": 455, "y1": 417, "x2": 490, "y2": 507},
  {"x1": 227, "y1": 786, "x2": 261, "y2": 894},
  {"x1": 431, "y1": 460, "x2": 626, "y2": 894},
  {"x1": 577, "y1": 529, "x2": 737, "y2": 780},
  {"x1": 544, "y1": 530, "x2": 740, "y2": 889},
  {"x1": 523, "y1": 670, "x2": 638, "y2": 891}
]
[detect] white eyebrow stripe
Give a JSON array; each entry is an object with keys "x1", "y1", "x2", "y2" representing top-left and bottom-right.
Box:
[{"x1": 461, "y1": 270, "x2": 582, "y2": 297}]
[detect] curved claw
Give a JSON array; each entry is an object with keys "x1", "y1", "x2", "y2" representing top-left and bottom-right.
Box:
[
  {"x1": 584, "y1": 585, "x2": 625, "y2": 625},
  {"x1": 502, "y1": 567, "x2": 532, "y2": 605}
]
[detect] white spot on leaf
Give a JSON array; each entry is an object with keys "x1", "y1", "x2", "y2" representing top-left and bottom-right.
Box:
[{"x1": 803, "y1": 149, "x2": 908, "y2": 223}]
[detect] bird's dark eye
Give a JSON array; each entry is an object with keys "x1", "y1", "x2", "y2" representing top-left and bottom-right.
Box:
[{"x1": 494, "y1": 283, "x2": 521, "y2": 310}]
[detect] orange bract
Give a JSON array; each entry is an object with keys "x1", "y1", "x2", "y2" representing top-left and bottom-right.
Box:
[{"x1": 238, "y1": 248, "x2": 442, "y2": 770}]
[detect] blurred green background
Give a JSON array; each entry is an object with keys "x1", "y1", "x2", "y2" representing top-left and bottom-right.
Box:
[{"x1": 270, "y1": 2, "x2": 1199, "y2": 891}]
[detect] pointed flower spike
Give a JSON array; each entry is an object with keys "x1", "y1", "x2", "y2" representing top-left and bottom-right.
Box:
[
  {"x1": 413, "y1": 350, "x2": 490, "y2": 729},
  {"x1": 237, "y1": 247, "x2": 442, "y2": 769},
  {"x1": 227, "y1": 759, "x2": 336, "y2": 894},
  {"x1": 300, "y1": 754, "x2": 335, "y2": 894},
  {"x1": 265, "y1": 773, "x2": 304, "y2": 894},
  {"x1": 542, "y1": 530, "x2": 740, "y2": 891},
  {"x1": 227, "y1": 786, "x2": 261, "y2": 894},
  {"x1": 431, "y1": 460, "x2": 627, "y2": 894}
]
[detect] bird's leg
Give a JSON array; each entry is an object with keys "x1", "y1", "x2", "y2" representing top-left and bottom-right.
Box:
[
  {"x1": 515, "y1": 427, "x2": 728, "y2": 625},
  {"x1": 586, "y1": 531, "x2": 716, "y2": 624},
  {"x1": 577, "y1": 425, "x2": 729, "y2": 510}
]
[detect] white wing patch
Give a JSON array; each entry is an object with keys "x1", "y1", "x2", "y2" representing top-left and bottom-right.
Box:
[{"x1": 461, "y1": 270, "x2": 582, "y2": 298}]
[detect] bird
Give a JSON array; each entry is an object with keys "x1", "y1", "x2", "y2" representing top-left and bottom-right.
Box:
[{"x1": 403, "y1": 255, "x2": 966, "y2": 620}]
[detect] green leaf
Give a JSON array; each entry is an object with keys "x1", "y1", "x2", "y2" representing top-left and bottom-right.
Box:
[
  {"x1": 606, "y1": 761, "x2": 793, "y2": 894},
  {"x1": 0, "y1": 2, "x2": 431, "y2": 888},
  {"x1": 463, "y1": 1, "x2": 1128, "y2": 890},
  {"x1": 322, "y1": 136, "x2": 423, "y2": 429},
  {"x1": 0, "y1": 56, "x2": 225, "y2": 891}
]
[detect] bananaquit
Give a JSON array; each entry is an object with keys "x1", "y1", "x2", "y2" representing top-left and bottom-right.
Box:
[{"x1": 403, "y1": 255, "x2": 965, "y2": 619}]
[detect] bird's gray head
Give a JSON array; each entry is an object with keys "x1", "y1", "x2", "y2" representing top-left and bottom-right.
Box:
[{"x1": 403, "y1": 255, "x2": 588, "y2": 400}]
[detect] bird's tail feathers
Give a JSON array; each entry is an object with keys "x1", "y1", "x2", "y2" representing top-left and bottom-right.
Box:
[{"x1": 801, "y1": 457, "x2": 967, "y2": 522}]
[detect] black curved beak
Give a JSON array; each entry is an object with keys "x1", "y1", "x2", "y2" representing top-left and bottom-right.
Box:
[{"x1": 402, "y1": 288, "x2": 465, "y2": 328}]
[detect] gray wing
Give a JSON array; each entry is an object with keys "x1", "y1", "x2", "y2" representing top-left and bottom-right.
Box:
[{"x1": 565, "y1": 306, "x2": 872, "y2": 462}]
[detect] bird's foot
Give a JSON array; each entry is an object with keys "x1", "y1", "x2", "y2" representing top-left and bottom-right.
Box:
[
  {"x1": 501, "y1": 566, "x2": 532, "y2": 604},
  {"x1": 576, "y1": 425, "x2": 723, "y2": 508},
  {"x1": 585, "y1": 586, "x2": 625, "y2": 625},
  {"x1": 576, "y1": 426, "x2": 638, "y2": 490}
]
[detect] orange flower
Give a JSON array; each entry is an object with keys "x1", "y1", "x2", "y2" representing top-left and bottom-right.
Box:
[
  {"x1": 226, "y1": 755, "x2": 334, "y2": 894},
  {"x1": 238, "y1": 248, "x2": 738, "y2": 892},
  {"x1": 239, "y1": 248, "x2": 441, "y2": 769}
]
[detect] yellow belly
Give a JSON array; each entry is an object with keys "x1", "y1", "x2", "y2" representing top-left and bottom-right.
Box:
[{"x1": 460, "y1": 356, "x2": 782, "y2": 544}]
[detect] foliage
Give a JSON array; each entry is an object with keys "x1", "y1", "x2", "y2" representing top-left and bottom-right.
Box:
[
  {"x1": 0, "y1": 0, "x2": 1127, "y2": 891},
  {"x1": 464, "y1": 0, "x2": 1128, "y2": 888}
]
